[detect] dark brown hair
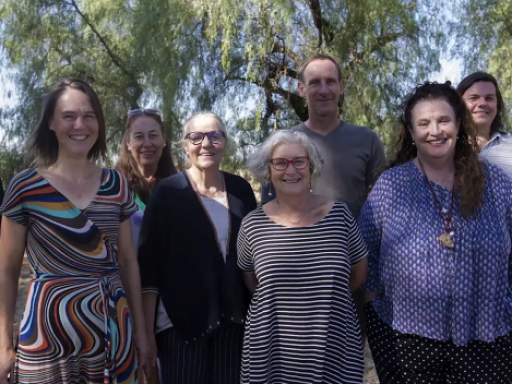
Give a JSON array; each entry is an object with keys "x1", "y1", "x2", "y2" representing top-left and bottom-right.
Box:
[
  {"x1": 388, "y1": 81, "x2": 484, "y2": 218},
  {"x1": 297, "y1": 53, "x2": 343, "y2": 83},
  {"x1": 117, "y1": 112, "x2": 177, "y2": 204},
  {"x1": 456, "y1": 71, "x2": 506, "y2": 136},
  {"x1": 27, "y1": 78, "x2": 107, "y2": 166}
]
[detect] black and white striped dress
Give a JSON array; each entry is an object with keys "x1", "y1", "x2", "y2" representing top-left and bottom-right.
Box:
[{"x1": 237, "y1": 202, "x2": 368, "y2": 384}]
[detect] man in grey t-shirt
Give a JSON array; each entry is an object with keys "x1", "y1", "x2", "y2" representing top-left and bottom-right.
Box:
[{"x1": 262, "y1": 54, "x2": 385, "y2": 337}]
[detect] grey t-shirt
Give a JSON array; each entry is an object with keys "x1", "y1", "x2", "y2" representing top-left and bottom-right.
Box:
[{"x1": 262, "y1": 121, "x2": 385, "y2": 218}]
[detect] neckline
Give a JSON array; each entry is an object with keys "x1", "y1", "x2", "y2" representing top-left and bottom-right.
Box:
[
  {"x1": 185, "y1": 170, "x2": 231, "y2": 255},
  {"x1": 301, "y1": 120, "x2": 344, "y2": 137},
  {"x1": 261, "y1": 201, "x2": 336, "y2": 228},
  {"x1": 409, "y1": 161, "x2": 452, "y2": 192},
  {"x1": 34, "y1": 167, "x2": 107, "y2": 211}
]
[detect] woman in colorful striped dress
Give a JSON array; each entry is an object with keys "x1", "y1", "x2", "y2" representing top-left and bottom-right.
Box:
[{"x1": 0, "y1": 78, "x2": 148, "y2": 384}]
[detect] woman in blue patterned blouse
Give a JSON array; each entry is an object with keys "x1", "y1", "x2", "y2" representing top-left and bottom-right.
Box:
[{"x1": 359, "y1": 81, "x2": 512, "y2": 384}]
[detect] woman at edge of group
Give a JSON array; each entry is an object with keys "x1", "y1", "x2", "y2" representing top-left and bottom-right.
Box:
[
  {"x1": 138, "y1": 111, "x2": 257, "y2": 384},
  {"x1": 117, "y1": 108, "x2": 177, "y2": 383},
  {"x1": 237, "y1": 129, "x2": 368, "y2": 384},
  {"x1": 457, "y1": 71, "x2": 512, "y2": 179},
  {"x1": 359, "y1": 81, "x2": 512, "y2": 384},
  {"x1": 0, "y1": 78, "x2": 148, "y2": 384}
]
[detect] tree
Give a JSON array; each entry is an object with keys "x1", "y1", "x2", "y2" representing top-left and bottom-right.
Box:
[{"x1": 0, "y1": 0, "x2": 446, "y2": 176}]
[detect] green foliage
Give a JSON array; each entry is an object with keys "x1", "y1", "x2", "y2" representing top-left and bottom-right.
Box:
[
  {"x1": 0, "y1": 0, "x2": 448, "y2": 183},
  {"x1": 457, "y1": 0, "x2": 512, "y2": 130}
]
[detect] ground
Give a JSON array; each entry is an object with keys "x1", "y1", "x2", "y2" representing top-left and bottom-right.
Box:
[{"x1": 14, "y1": 260, "x2": 379, "y2": 383}]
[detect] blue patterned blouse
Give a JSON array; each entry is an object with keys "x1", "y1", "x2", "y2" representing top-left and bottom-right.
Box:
[{"x1": 359, "y1": 160, "x2": 512, "y2": 346}]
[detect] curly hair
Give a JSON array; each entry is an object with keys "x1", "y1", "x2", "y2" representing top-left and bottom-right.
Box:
[
  {"x1": 388, "y1": 81, "x2": 484, "y2": 218},
  {"x1": 117, "y1": 112, "x2": 177, "y2": 204}
]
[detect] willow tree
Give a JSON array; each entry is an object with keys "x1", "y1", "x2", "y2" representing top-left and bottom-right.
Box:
[
  {"x1": 0, "y1": 0, "x2": 446, "y2": 177},
  {"x1": 191, "y1": 0, "x2": 444, "y2": 149},
  {"x1": 0, "y1": 0, "x2": 201, "y2": 157}
]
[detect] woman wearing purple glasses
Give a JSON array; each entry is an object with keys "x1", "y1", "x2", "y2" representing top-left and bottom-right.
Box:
[
  {"x1": 117, "y1": 108, "x2": 177, "y2": 383},
  {"x1": 237, "y1": 130, "x2": 368, "y2": 384},
  {"x1": 138, "y1": 111, "x2": 257, "y2": 384}
]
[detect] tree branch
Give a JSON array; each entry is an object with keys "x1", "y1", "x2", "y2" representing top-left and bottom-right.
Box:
[
  {"x1": 349, "y1": 32, "x2": 407, "y2": 68},
  {"x1": 306, "y1": 0, "x2": 335, "y2": 47},
  {"x1": 67, "y1": 0, "x2": 143, "y2": 105}
]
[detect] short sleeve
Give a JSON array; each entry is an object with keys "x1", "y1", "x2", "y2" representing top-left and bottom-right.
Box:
[
  {"x1": 237, "y1": 217, "x2": 254, "y2": 272},
  {"x1": 117, "y1": 170, "x2": 138, "y2": 222},
  {"x1": 0, "y1": 169, "x2": 34, "y2": 227},
  {"x1": 358, "y1": 176, "x2": 386, "y2": 291},
  {"x1": 345, "y1": 207, "x2": 368, "y2": 265}
]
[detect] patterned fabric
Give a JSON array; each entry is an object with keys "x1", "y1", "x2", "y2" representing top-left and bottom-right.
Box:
[
  {"x1": 359, "y1": 161, "x2": 512, "y2": 346},
  {"x1": 0, "y1": 168, "x2": 138, "y2": 384},
  {"x1": 237, "y1": 202, "x2": 368, "y2": 384},
  {"x1": 156, "y1": 322, "x2": 244, "y2": 384},
  {"x1": 480, "y1": 133, "x2": 512, "y2": 180},
  {"x1": 131, "y1": 195, "x2": 145, "y2": 249},
  {"x1": 366, "y1": 302, "x2": 512, "y2": 384}
]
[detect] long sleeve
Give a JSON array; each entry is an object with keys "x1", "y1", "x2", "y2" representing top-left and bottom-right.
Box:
[{"x1": 137, "y1": 182, "x2": 169, "y2": 294}]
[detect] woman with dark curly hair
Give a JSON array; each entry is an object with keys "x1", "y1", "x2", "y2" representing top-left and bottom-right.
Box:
[{"x1": 359, "y1": 82, "x2": 512, "y2": 384}]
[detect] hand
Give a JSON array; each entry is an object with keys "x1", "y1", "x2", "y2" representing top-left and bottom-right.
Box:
[
  {"x1": 147, "y1": 333, "x2": 158, "y2": 370},
  {"x1": 0, "y1": 347, "x2": 15, "y2": 384},
  {"x1": 134, "y1": 331, "x2": 150, "y2": 382}
]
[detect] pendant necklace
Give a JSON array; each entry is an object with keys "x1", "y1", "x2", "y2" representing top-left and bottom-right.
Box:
[
  {"x1": 276, "y1": 197, "x2": 310, "y2": 226},
  {"x1": 417, "y1": 158, "x2": 455, "y2": 249}
]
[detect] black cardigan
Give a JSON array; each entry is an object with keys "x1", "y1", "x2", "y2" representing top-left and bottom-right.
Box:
[{"x1": 138, "y1": 171, "x2": 257, "y2": 339}]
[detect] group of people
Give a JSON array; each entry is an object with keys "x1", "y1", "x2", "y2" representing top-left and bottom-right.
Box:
[{"x1": 0, "y1": 53, "x2": 510, "y2": 384}]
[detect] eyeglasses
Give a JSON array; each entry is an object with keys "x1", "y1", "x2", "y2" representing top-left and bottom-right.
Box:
[
  {"x1": 128, "y1": 108, "x2": 162, "y2": 118},
  {"x1": 185, "y1": 131, "x2": 226, "y2": 145},
  {"x1": 270, "y1": 157, "x2": 310, "y2": 171}
]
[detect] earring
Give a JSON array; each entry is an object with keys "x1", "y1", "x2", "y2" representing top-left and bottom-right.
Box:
[
  {"x1": 309, "y1": 182, "x2": 313, "y2": 193},
  {"x1": 412, "y1": 142, "x2": 415, "y2": 146},
  {"x1": 128, "y1": 147, "x2": 132, "y2": 152}
]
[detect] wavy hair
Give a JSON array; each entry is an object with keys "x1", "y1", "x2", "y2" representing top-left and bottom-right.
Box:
[
  {"x1": 117, "y1": 112, "x2": 177, "y2": 204},
  {"x1": 388, "y1": 81, "x2": 484, "y2": 218}
]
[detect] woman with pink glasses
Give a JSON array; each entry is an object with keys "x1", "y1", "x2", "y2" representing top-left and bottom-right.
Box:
[{"x1": 238, "y1": 129, "x2": 368, "y2": 384}]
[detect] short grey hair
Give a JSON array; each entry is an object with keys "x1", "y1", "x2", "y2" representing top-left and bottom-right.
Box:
[
  {"x1": 182, "y1": 111, "x2": 227, "y2": 139},
  {"x1": 247, "y1": 129, "x2": 323, "y2": 183}
]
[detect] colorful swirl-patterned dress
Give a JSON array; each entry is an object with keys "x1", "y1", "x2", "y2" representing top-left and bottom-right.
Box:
[{"x1": 0, "y1": 168, "x2": 139, "y2": 384}]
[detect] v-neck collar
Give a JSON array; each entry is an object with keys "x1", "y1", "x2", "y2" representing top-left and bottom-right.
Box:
[
  {"x1": 185, "y1": 170, "x2": 232, "y2": 256},
  {"x1": 302, "y1": 120, "x2": 345, "y2": 137},
  {"x1": 34, "y1": 167, "x2": 107, "y2": 212}
]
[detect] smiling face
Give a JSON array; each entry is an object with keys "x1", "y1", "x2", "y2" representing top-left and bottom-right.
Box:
[
  {"x1": 126, "y1": 116, "x2": 165, "y2": 170},
  {"x1": 462, "y1": 81, "x2": 498, "y2": 133},
  {"x1": 270, "y1": 142, "x2": 311, "y2": 197},
  {"x1": 409, "y1": 98, "x2": 460, "y2": 164},
  {"x1": 183, "y1": 115, "x2": 227, "y2": 170},
  {"x1": 298, "y1": 59, "x2": 344, "y2": 119},
  {"x1": 49, "y1": 88, "x2": 99, "y2": 160}
]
